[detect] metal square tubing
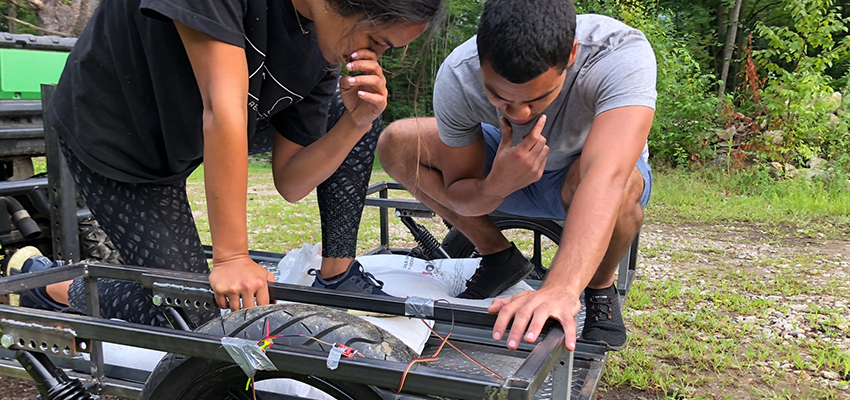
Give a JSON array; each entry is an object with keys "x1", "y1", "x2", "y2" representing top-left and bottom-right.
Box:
[
  {"x1": 0, "y1": 263, "x2": 84, "y2": 295},
  {"x1": 41, "y1": 84, "x2": 80, "y2": 262},
  {"x1": 81, "y1": 263, "x2": 503, "y2": 328}
]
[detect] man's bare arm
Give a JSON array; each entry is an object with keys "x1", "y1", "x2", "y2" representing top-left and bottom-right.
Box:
[
  {"x1": 490, "y1": 105, "x2": 654, "y2": 350},
  {"x1": 543, "y1": 106, "x2": 653, "y2": 294}
]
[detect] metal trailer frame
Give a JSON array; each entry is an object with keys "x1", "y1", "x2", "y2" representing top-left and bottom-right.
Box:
[
  {"x1": 0, "y1": 80, "x2": 637, "y2": 399},
  {"x1": 0, "y1": 262, "x2": 588, "y2": 400},
  {"x1": 361, "y1": 181, "x2": 638, "y2": 299}
]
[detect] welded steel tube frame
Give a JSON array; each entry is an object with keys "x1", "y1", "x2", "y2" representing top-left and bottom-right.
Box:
[
  {"x1": 42, "y1": 84, "x2": 80, "y2": 263},
  {"x1": 0, "y1": 263, "x2": 584, "y2": 400},
  {"x1": 363, "y1": 181, "x2": 637, "y2": 289}
]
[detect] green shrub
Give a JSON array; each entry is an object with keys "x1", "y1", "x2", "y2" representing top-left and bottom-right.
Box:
[
  {"x1": 752, "y1": 0, "x2": 850, "y2": 166},
  {"x1": 578, "y1": 0, "x2": 719, "y2": 167}
]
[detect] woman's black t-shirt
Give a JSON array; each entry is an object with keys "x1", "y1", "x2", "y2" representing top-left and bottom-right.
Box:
[{"x1": 47, "y1": 0, "x2": 337, "y2": 184}]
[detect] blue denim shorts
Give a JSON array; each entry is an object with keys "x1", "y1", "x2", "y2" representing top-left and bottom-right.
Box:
[{"x1": 482, "y1": 124, "x2": 653, "y2": 220}]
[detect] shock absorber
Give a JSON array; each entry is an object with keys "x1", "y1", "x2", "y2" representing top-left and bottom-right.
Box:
[
  {"x1": 15, "y1": 350, "x2": 95, "y2": 400},
  {"x1": 399, "y1": 216, "x2": 450, "y2": 259}
]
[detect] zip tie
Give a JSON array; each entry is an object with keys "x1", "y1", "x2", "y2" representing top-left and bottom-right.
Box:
[
  {"x1": 221, "y1": 337, "x2": 278, "y2": 379},
  {"x1": 404, "y1": 296, "x2": 435, "y2": 318}
]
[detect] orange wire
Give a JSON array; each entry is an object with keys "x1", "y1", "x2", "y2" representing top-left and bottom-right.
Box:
[
  {"x1": 396, "y1": 331, "x2": 450, "y2": 392},
  {"x1": 421, "y1": 320, "x2": 503, "y2": 380},
  {"x1": 396, "y1": 298, "x2": 506, "y2": 393}
]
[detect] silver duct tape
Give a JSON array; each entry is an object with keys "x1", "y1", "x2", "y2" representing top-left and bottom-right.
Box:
[
  {"x1": 221, "y1": 337, "x2": 278, "y2": 379},
  {"x1": 404, "y1": 296, "x2": 435, "y2": 318}
]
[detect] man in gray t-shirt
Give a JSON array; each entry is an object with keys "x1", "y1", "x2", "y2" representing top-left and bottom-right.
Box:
[{"x1": 378, "y1": 0, "x2": 656, "y2": 352}]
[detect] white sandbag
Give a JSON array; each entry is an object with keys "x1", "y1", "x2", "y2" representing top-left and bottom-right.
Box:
[
  {"x1": 357, "y1": 254, "x2": 533, "y2": 306},
  {"x1": 254, "y1": 379, "x2": 335, "y2": 399},
  {"x1": 276, "y1": 245, "x2": 431, "y2": 355}
]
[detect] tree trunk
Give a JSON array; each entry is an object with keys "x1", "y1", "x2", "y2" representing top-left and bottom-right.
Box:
[
  {"x1": 37, "y1": 0, "x2": 98, "y2": 36},
  {"x1": 71, "y1": 0, "x2": 96, "y2": 37},
  {"x1": 715, "y1": 1, "x2": 727, "y2": 77},
  {"x1": 7, "y1": 4, "x2": 17, "y2": 33},
  {"x1": 717, "y1": 0, "x2": 744, "y2": 103},
  {"x1": 729, "y1": 0, "x2": 749, "y2": 96}
]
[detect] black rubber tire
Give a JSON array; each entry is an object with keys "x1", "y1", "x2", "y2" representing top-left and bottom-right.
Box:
[
  {"x1": 441, "y1": 216, "x2": 563, "y2": 280},
  {"x1": 140, "y1": 303, "x2": 418, "y2": 400},
  {"x1": 77, "y1": 217, "x2": 122, "y2": 264}
]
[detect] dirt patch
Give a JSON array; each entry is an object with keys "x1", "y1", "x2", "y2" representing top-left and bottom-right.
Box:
[
  {"x1": 0, "y1": 377, "x2": 38, "y2": 400},
  {"x1": 597, "y1": 386, "x2": 665, "y2": 399}
]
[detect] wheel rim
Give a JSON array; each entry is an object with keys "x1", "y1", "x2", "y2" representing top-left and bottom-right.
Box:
[
  {"x1": 443, "y1": 218, "x2": 562, "y2": 280},
  {"x1": 173, "y1": 364, "x2": 368, "y2": 400}
]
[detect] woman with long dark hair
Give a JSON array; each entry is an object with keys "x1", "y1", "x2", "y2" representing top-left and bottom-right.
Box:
[{"x1": 24, "y1": 0, "x2": 444, "y2": 326}]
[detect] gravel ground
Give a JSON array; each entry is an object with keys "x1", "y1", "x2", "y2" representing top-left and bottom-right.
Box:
[
  {"x1": 1, "y1": 220, "x2": 848, "y2": 399},
  {"x1": 641, "y1": 222, "x2": 849, "y2": 353},
  {"x1": 601, "y1": 220, "x2": 850, "y2": 399}
]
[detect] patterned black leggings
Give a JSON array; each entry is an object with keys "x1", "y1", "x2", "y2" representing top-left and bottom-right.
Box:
[{"x1": 63, "y1": 90, "x2": 379, "y2": 326}]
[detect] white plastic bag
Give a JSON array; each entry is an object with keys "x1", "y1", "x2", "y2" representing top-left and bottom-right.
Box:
[
  {"x1": 356, "y1": 255, "x2": 533, "y2": 308},
  {"x1": 277, "y1": 244, "x2": 432, "y2": 354},
  {"x1": 277, "y1": 242, "x2": 322, "y2": 286}
]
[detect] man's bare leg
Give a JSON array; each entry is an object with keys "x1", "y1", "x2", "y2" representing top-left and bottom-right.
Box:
[{"x1": 378, "y1": 118, "x2": 511, "y2": 255}]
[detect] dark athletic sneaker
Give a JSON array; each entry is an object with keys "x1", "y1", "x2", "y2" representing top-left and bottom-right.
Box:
[
  {"x1": 309, "y1": 260, "x2": 389, "y2": 296},
  {"x1": 582, "y1": 284, "x2": 626, "y2": 351},
  {"x1": 457, "y1": 243, "x2": 534, "y2": 299},
  {"x1": 5, "y1": 246, "x2": 70, "y2": 311}
]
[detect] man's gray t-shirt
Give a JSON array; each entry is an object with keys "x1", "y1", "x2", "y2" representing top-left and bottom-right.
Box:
[{"x1": 434, "y1": 14, "x2": 657, "y2": 170}]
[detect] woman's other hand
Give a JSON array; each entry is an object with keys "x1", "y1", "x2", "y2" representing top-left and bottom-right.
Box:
[{"x1": 339, "y1": 49, "x2": 387, "y2": 128}]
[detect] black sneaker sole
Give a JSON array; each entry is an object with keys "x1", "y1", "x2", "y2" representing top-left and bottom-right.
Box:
[{"x1": 581, "y1": 338, "x2": 627, "y2": 351}]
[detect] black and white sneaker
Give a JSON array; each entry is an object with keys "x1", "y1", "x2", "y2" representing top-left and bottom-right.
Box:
[{"x1": 309, "y1": 260, "x2": 389, "y2": 296}]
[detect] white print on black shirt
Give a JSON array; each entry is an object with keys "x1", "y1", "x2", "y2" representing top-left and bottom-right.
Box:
[{"x1": 246, "y1": 37, "x2": 304, "y2": 120}]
